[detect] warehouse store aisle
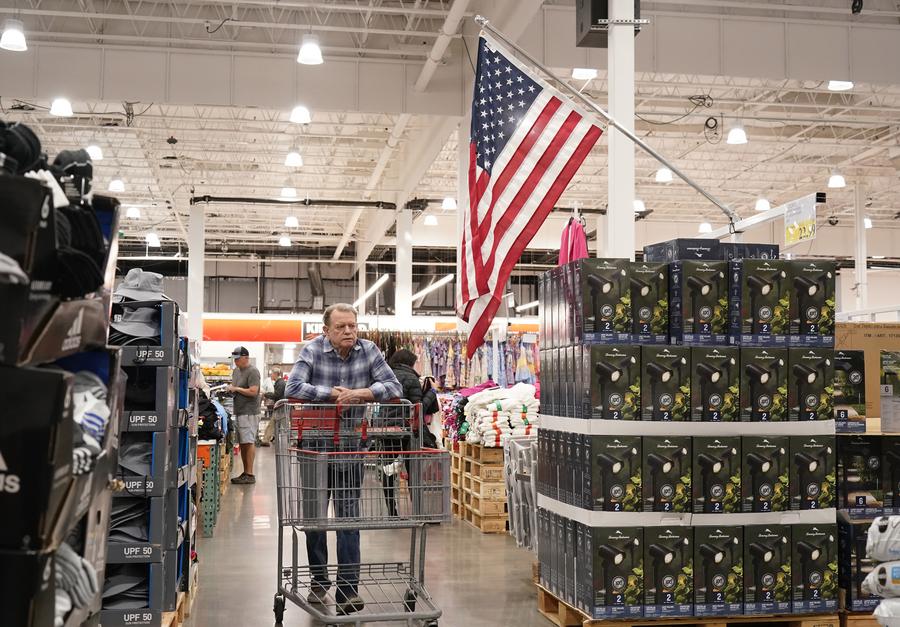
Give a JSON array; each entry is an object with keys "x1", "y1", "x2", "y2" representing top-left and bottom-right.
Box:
[{"x1": 185, "y1": 447, "x2": 545, "y2": 626}]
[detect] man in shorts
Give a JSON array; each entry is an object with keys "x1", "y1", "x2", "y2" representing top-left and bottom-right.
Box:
[{"x1": 227, "y1": 346, "x2": 261, "y2": 485}]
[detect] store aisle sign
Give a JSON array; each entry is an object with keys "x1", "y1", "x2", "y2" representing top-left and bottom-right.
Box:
[{"x1": 784, "y1": 193, "x2": 817, "y2": 245}]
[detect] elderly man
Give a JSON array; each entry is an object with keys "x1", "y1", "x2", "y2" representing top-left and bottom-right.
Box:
[{"x1": 286, "y1": 303, "x2": 401, "y2": 615}]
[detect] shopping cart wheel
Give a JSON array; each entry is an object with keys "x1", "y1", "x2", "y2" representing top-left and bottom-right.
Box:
[
  {"x1": 273, "y1": 594, "x2": 286, "y2": 623},
  {"x1": 403, "y1": 588, "x2": 417, "y2": 612}
]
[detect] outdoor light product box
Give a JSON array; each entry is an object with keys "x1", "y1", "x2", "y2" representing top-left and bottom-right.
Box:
[
  {"x1": 882, "y1": 437, "x2": 900, "y2": 512},
  {"x1": 788, "y1": 347, "x2": 835, "y2": 421},
  {"x1": 628, "y1": 261, "x2": 669, "y2": 344},
  {"x1": 644, "y1": 527, "x2": 694, "y2": 617},
  {"x1": 792, "y1": 523, "x2": 838, "y2": 612},
  {"x1": 834, "y1": 350, "x2": 867, "y2": 432},
  {"x1": 719, "y1": 242, "x2": 779, "y2": 261},
  {"x1": 588, "y1": 435, "x2": 642, "y2": 512},
  {"x1": 838, "y1": 517, "x2": 881, "y2": 611},
  {"x1": 669, "y1": 260, "x2": 729, "y2": 346},
  {"x1": 743, "y1": 524, "x2": 792, "y2": 615},
  {"x1": 740, "y1": 347, "x2": 788, "y2": 421},
  {"x1": 584, "y1": 344, "x2": 641, "y2": 420},
  {"x1": 643, "y1": 238, "x2": 721, "y2": 263},
  {"x1": 882, "y1": 350, "x2": 900, "y2": 433},
  {"x1": 565, "y1": 517, "x2": 577, "y2": 604},
  {"x1": 791, "y1": 435, "x2": 836, "y2": 511},
  {"x1": 642, "y1": 436, "x2": 692, "y2": 513},
  {"x1": 728, "y1": 259, "x2": 791, "y2": 347},
  {"x1": 741, "y1": 436, "x2": 790, "y2": 513},
  {"x1": 562, "y1": 431, "x2": 575, "y2": 505},
  {"x1": 538, "y1": 509, "x2": 549, "y2": 587},
  {"x1": 692, "y1": 436, "x2": 741, "y2": 513},
  {"x1": 789, "y1": 260, "x2": 836, "y2": 347},
  {"x1": 576, "y1": 258, "x2": 631, "y2": 343},
  {"x1": 691, "y1": 346, "x2": 740, "y2": 421},
  {"x1": 693, "y1": 525, "x2": 743, "y2": 616},
  {"x1": 641, "y1": 345, "x2": 691, "y2": 421},
  {"x1": 581, "y1": 526, "x2": 644, "y2": 619},
  {"x1": 837, "y1": 435, "x2": 883, "y2": 516},
  {"x1": 574, "y1": 345, "x2": 584, "y2": 419}
]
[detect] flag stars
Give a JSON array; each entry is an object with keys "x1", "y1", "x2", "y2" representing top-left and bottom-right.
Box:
[{"x1": 528, "y1": 85, "x2": 535, "y2": 92}]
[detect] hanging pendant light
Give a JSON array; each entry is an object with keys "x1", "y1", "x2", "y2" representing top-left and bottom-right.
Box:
[
  {"x1": 0, "y1": 19, "x2": 27, "y2": 52},
  {"x1": 50, "y1": 97, "x2": 74, "y2": 117},
  {"x1": 289, "y1": 105, "x2": 312, "y2": 124},
  {"x1": 297, "y1": 34, "x2": 323, "y2": 65}
]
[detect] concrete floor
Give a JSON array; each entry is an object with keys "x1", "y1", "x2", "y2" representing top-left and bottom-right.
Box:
[{"x1": 186, "y1": 446, "x2": 548, "y2": 627}]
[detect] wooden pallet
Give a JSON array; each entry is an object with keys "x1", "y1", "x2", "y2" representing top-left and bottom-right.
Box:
[
  {"x1": 451, "y1": 468, "x2": 461, "y2": 487},
  {"x1": 465, "y1": 506, "x2": 509, "y2": 534},
  {"x1": 451, "y1": 454, "x2": 462, "y2": 472},
  {"x1": 451, "y1": 484, "x2": 461, "y2": 504},
  {"x1": 537, "y1": 585, "x2": 841, "y2": 627},
  {"x1": 469, "y1": 459, "x2": 505, "y2": 481},
  {"x1": 842, "y1": 613, "x2": 878, "y2": 627},
  {"x1": 451, "y1": 500, "x2": 463, "y2": 518},
  {"x1": 161, "y1": 592, "x2": 187, "y2": 627},
  {"x1": 469, "y1": 475, "x2": 507, "y2": 500},
  {"x1": 470, "y1": 492, "x2": 508, "y2": 516},
  {"x1": 462, "y1": 442, "x2": 505, "y2": 464}
]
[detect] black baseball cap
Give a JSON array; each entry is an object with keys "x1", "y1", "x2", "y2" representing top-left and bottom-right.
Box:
[{"x1": 231, "y1": 346, "x2": 249, "y2": 358}]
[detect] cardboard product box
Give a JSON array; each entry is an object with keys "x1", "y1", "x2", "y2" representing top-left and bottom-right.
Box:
[
  {"x1": 560, "y1": 263, "x2": 572, "y2": 347},
  {"x1": 741, "y1": 436, "x2": 790, "y2": 512},
  {"x1": 545, "y1": 430, "x2": 557, "y2": 501},
  {"x1": 538, "y1": 273, "x2": 547, "y2": 343},
  {"x1": 835, "y1": 322, "x2": 900, "y2": 422},
  {"x1": 545, "y1": 267, "x2": 557, "y2": 349},
  {"x1": 588, "y1": 435, "x2": 642, "y2": 512},
  {"x1": 838, "y1": 516, "x2": 881, "y2": 611},
  {"x1": 788, "y1": 260, "x2": 836, "y2": 347},
  {"x1": 563, "y1": 432, "x2": 576, "y2": 505},
  {"x1": 578, "y1": 258, "x2": 631, "y2": 343},
  {"x1": 788, "y1": 348, "x2": 835, "y2": 421},
  {"x1": 834, "y1": 350, "x2": 866, "y2": 432},
  {"x1": 565, "y1": 517, "x2": 576, "y2": 605},
  {"x1": 837, "y1": 435, "x2": 883, "y2": 516},
  {"x1": 740, "y1": 347, "x2": 788, "y2": 421},
  {"x1": 538, "y1": 508, "x2": 549, "y2": 588},
  {"x1": 575, "y1": 521, "x2": 586, "y2": 613},
  {"x1": 554, "y1": 512, "x2": 565, "y2": 597},
  {"x1": 669, "y1": 260, "x2": 729, "y2": 346},
  {"x1": 583, "y1": 526, "x2": 644, "y2": 619},
  {"x1": 693, "y1": 525, "x2": 743, "y2": 616},
  {"x1": 584, "y1": 344, "x2": 641, "y2": 420},
  {"x1": 790, "y1": 435, "x2": 836, "y2": 511},
  {"x1": 691, "y1": 346, "x2": 740, "y2": 422},
  {"x1": 792, "y1": 523, "x2": 839, "y2": 613},
  {"x1": 641, "y1": 345, "x2": 691, "y2": 421},
  {"x1": 644, "y1": 527, "x2": 694, "y2": 618},
  {"x1": 573, "y1": 434, "x2": 586, "y2": 509},
  {"x1": 882, "y1": 350, "x2": 900, "y2": 432},
  {"x1": 744, "y1": 524, "x2": 792, "y2": 615},
  {"x1": 628, "y1": 261, "x2": 669, "y2": 344},
  {"x1": 581, "y1": 433, "x2": 593, "y2": 511},
  {"x1": 693, "y1": 436, "x2": 741, "y2": 513},
  {"x1": 883, "y1": 437, "x2": 900, "y2": 512},
  {"x1": 642, "y1": 436, "x2": 692, "y2": 513},
  {"x1": 566, "y1": 345, "x2": 577, "y2": 418},
  {"x1": 1, "y1": 550, "x2": 57, "y2": 627},
  {"x1": 573, "y1": 345, "x2": 583, "y2": 419},
  {"x1": 643, "y1": 238, "x2": 721, "y2": 263},
  {"x1": 729, "y1": 259, "x2": 791, "y2": 347},
  {"x1": 719, "y1": 242, "x2": 779, "y2": 261}
]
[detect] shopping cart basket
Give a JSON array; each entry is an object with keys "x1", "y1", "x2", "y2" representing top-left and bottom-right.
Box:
[{"x1": 272, "y1": 400, "x2": 451, "y2": 626}]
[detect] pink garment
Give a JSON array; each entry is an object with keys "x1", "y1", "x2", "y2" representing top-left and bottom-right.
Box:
[{"x1": 558, "y1": 218, "x2": 589, "y2": 265}]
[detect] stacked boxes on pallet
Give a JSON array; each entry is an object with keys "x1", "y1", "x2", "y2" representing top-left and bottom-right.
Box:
[
  {"x1": 102, "y1": 302, "x2": 197, "y2": 627},
  {"x1": 536, "y1": 240, "x2": 841, "y2": 621},
  {"x1": 461, "y1": 442, "x2": 509, "y2": 534}
]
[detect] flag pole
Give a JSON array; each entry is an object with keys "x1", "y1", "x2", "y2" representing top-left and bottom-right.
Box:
[{"x1": 474, "y1": 15, "x2": 739, "y2": 225}]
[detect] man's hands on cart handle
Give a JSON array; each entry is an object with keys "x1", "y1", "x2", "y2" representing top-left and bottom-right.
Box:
[{"x1": 330, "y1": 387, "x2": 376, "y2": 404}]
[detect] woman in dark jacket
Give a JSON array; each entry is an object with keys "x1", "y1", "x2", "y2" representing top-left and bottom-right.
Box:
[{"x1": 389, "y1": 349, "x2": 423, "y2": 406}]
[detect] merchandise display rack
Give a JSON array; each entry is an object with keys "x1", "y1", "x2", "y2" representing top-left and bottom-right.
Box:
[{"x1": 536, "y1": 250, "x2": 840, "y2": 624}]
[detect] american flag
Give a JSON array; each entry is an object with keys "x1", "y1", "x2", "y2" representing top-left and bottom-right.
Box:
[{"x1": 458, "y1": 35, "x2": 603, "y2": 353}]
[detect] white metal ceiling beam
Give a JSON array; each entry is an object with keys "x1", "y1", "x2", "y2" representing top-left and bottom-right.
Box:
[{"x1": 414, "y1": 0, "x2": 471, "y2": 92}]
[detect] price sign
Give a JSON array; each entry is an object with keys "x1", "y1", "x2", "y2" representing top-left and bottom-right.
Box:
[{"x1": 784, "y1": 193, "x2": 817, "y2": 245}]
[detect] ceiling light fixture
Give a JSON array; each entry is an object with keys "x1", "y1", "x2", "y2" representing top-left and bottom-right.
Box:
[
  {"x1": 699, "y1": 222, "x2": 713, "y2": 234},
  {"x1": 633, "y1": 199, "x2": 647, "y2": 213},
  {"x1": 828, "y1": 80, "x2": 854, "y2": 92},
  {"x1": 353, "y1": 273, "x2": 390, "y2": 309},
  {"x1": 864, "y1": 217, "x2": 873, "y2": 229},
  {"x1": 285, "y1": 215, "x2": 300, "y2": 228},
  {"x1": 755, "y1": 197, "x2": 771, "y2": 212},
  {"x1": 0, "y1": 19, "x2": 27, "y2": 52},
  {"x1": 50, "y1": 97, "x2": 73, "y2": 117},
  {"x1": 726, "y1": 123, "x2": 748, "y2": 145},
  {"x1": 280, "y1": 186, "x2": 298, "y2": 199},
  {"x1": 515, "y1": 300, "x2": 540, "y2": 313},
  {"x1": 125, "y1": 206, "x2": 141, "y2": 219},
  {"x1": 85, "y1": 144, "x2": 103, "y2": 161},
  {"x1": 828, "y1": 171, "x2": 846, "y2": 188},
  {"x1": 654, "y1": 167, "x2": 673, "y2": 183},
  {"x1": 441, "y1": 197, "x2": 457, "y2": 210},
  {"x1": 278, "y1": 234, "x2": 292, "y2": 247},
  {"x1": 571, "y1": 68, "x2": 598, "y2": 81},
  {"x1": 284, "y1": 151, "x2": 303, "y2": 167},
  {"x1": 411, "y1": 273, "x2": 454, "y2": 301},
  {"x1": 423, "y1": 214, "x2": 438, "y2": 226},
  {"x1": 145, "y1": 232, "x2": 161, "y2": 248},
  {"x1": 297, "y1": 34, "x2": 323, "y2": 65},
  {"x1": 108, "y1": 177, "x2": 125, "y2": 193},
  {"x1": 289, "y1": 105, "x2": 312, "y2": 124}
]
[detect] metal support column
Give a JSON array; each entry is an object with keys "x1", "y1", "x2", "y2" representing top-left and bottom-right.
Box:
[
  {"x1": 187, "y1": 201, "x2": 205, "y2": 341},
  {"x1": 855, "y1": 184, "x2": 868, "y2": 310},
  {"x1": 395, "y1": 208, "x2": 413, "y2": 320}
]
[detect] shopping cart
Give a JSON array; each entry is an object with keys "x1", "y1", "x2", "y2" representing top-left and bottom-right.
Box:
[{"x1": 272, "y1": 400, "x2": 451, "y2": 626}]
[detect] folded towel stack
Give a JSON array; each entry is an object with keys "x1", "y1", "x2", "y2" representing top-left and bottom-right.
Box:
[{"x1": 460, "y1": 383, "x2": 539, "y2": 447}]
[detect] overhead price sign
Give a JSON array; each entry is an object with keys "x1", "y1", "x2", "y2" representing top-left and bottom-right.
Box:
[{"x1": 784, "y1": 193, "x2": 817, "y2": 245}]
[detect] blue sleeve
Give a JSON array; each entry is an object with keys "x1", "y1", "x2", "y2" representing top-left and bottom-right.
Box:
[
  {"x1": 367, "y1": 346, "x2": 402, "y2": 401},
  {"x1": 285, "y1": 349, "x2": 332, "y2": 401}
]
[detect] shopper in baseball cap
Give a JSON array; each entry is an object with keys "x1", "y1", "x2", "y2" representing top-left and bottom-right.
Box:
[{"x1": 228, "y1": 346, "x2": 261, "y2": 484}]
